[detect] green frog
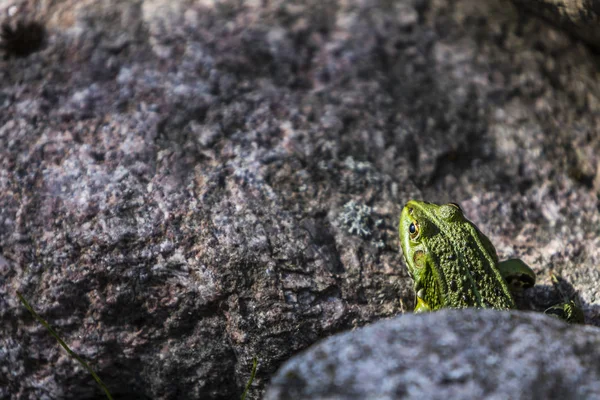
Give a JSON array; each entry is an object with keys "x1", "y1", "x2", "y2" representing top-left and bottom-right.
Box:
[{"x1": 399, "y1": 200, "x2": 583, "y2": 323}]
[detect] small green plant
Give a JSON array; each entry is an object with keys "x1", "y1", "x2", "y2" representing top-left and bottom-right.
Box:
[
  {"x1": 240, "y1": 356, "x2": 258, "y2": 400},
  {"x1": 16, "y1": 292, "x2": 113, "y2": 400}
]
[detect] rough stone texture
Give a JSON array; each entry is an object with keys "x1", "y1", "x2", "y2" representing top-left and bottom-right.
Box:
[
  {"x1": 512, "y1": 0, "x2": 600, "y2": 49},
  {"x1": 0, "y1": 0, "x2": 599, "y2": 399},
  {"x1": 265, "y1": 309, "x2": 600, "y2": 400}
]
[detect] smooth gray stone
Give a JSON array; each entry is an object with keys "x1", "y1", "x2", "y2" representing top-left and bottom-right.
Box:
[{"x1": 266, "y1": 310, "x2": 600, "y2": 400}]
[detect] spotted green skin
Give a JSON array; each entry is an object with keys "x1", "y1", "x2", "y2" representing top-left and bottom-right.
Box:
[{"x1": 399, "y1": 200, "x2": 536, "y2": 312}]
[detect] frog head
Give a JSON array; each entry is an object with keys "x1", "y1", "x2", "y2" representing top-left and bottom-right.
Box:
[
  {"x1": 399, "y1": 200, "x2": 463, "y2": 280},
  {"x1": 399, "y1": 200, "x2": 468, "y2": 308}
]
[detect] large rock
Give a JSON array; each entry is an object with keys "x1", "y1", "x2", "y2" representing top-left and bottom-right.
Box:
[
  {"x1": 1, "y1": 0, "x2": 600, "y2": 399},
  {"x1": 266, "y1": 310, "x2": 600, "y2": 399}
]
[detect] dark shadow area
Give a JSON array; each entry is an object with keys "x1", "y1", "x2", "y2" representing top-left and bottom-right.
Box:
[
  {"x1": 515, "y1": 275, "x2": 593, "y2": 325},
  {"x1": 0, "y1": 20, "x2": 46, "y2": 58}
]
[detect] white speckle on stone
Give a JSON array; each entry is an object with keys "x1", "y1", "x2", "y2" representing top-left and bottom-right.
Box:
[{"x1": 117, "y1": 67, "x2": 134, "y2": 84}]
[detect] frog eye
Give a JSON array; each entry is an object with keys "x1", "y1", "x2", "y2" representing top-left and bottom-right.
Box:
[{"x1": 409, "y1": 221, "x2": 419, "y2": 239}]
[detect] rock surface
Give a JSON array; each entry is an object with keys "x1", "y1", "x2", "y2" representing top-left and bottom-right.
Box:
[
  {"x1": 0, "y1": 0, "x2": 599, "y2": 399},
  {"x1": 265, "y1": 309, "x2": 600, "y2": 400},
  {"x1": 513, "y1": 0, "x2": 600, "y2": 49}
]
